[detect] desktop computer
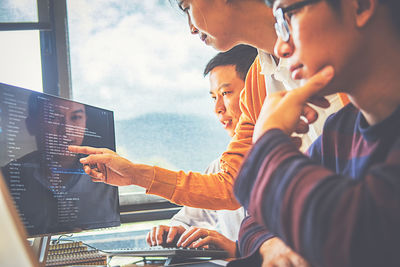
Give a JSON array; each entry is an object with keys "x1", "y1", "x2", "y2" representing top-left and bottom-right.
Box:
[
  {"x1": 0, "y1": 82, "x2": 120, "y2": 265},
  {"x1": 0, "y1": 82, "x2": 228, "y2": 266},
  {"x1": 0, "y1": 82, "x2": 120, "y2": 237}
]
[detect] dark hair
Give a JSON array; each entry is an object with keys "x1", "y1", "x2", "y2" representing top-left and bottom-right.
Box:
[
  {"x1": 203, "y1": 45, "x2": 258, "y2": 81},
  {"x1": 265, "y1": 0, "x2": 399, "y2": 30}
]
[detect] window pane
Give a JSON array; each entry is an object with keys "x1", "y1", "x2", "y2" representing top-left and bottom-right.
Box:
[
  {"x1": 0, "y1": 0, "x2": 38, "y2": 22},
  {"x1": 67, "y1": 2, "x2": 230, "y2": 197},
  {"x1": 0, "y1": 31, "x2": 43, "y2": 92}
]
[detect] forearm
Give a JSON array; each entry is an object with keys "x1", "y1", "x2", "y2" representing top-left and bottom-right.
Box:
[
  {"x1": 142, "y1": 57, "x2": 265, "y2": 210},
  {"x1": 237, "y1": 215, "x2": 274, "y2": 258},
  {"x1": 235, "y1": 129, "x2": 400, "y2": 267},
  {"x1": 146, "y1": 166, "x2": 240, "y2": 210}
]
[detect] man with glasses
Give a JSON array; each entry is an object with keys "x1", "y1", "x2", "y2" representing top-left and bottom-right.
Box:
[
  {"x1": 69, "y1": 0, "x2": 347, "y2": 264},
  {"x1": 233, "y1": 0, "x2": 400, "y2": 266}
]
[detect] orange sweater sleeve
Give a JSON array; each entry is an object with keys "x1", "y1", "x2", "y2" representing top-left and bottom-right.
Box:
[{"x1": 146, "y1": 56, "x2": 266, "y2": 210}]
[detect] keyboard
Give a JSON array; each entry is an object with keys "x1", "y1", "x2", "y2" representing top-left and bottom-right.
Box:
[
  {"x1": 46, "y1": 241, "x2": 107, "y2": 266},
  {"x1": 107, "y1": 246, "x2": 228, "y2": 265}
]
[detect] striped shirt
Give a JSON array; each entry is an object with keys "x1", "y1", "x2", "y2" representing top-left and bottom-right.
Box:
[{"x1": 233, "y1": 104, "x2": 400, "y2": 267}]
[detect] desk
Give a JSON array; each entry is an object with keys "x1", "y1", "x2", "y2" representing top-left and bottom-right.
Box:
[
  {"x1": 115, "y1": 258, "x2": 228, "y2": 266},
  {"x1": 109, "y1": 255, "x2": 228, "y2": 266}
]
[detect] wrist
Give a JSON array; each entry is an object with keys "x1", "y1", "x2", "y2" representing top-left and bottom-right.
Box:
[{"x1": 130, "y1": 163, "x2": 154, "y2": 189}]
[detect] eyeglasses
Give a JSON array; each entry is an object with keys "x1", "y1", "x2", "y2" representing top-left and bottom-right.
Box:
[{"x1": 274, "y1": 0, "x2": 322, "y2": 42}]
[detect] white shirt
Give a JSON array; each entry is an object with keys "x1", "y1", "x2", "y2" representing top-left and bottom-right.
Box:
[
  {"x1": 170, "y1": 158, "x2": 245, "y2": 241},
  {"x1": 258, "y1": 50, "x2": 344, "y2": 151}
]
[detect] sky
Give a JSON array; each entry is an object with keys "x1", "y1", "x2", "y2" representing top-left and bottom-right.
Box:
[
  {"x1": 67, "y1": 0, "x2": 218, "y2": 121},
  {"x1": 1, "y1": 0, "x2": 219, "y2": 121}
]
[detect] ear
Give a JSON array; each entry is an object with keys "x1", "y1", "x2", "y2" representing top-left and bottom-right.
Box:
[{"x1": 353, "y1": 0, "x2": 378, "y2": 28}]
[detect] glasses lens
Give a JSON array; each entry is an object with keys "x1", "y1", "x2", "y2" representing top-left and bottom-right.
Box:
[
  {"x1": 281, "y1": 21, "x2": 289, "y2": 42},
  {"x1": 274, "y1": 8, "x2": 290, "y2": 42}
]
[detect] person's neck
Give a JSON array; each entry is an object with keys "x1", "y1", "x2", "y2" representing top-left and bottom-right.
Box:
[
  {"x1": 347, "y1": 40, "x2": 400, "y2": 126},
  {"x1": 231, "y1": 2, "x2": 277, "y2": 54}
]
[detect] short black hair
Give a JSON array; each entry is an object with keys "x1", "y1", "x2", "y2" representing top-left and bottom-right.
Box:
[
  {"x1": 264, "y1": 0, "x2": 340, "y2": 8},
  {"x1": 203, "y1": 45, "x2": 258, "y2": 81},
  {"x1": 265, "y1": 0, "x2": 399, "y2": 30}
]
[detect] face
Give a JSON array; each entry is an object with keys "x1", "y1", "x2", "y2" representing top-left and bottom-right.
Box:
[
  {"x1": 273, "y1": 0, "x2": 360, "y2": 94},
  {"x1": 178, "y1": 0, "x2": 240, "y2": 51},
  {"x1": 209, "y1": 65, "x2": 244, "y2": 137},
  {"x1": 40, "y1": 102, "x2": 87, "y2": 148}
]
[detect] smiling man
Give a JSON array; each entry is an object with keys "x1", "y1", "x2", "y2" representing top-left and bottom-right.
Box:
[
  {"x1": 234, "y1": 0, "x2": 400, "y2": 266},
  {"x1": 146, "y1": 45, "x2": 257, "y2": 258}
]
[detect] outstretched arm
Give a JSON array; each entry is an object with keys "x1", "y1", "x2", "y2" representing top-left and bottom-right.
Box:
[{"x1": 68, "y1": 57, "x2": 267, "y2": 210}]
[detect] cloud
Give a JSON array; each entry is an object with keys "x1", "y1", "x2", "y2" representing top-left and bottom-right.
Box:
[
  {"x1": 0, "y1": 31, "x2": 42, "y2": 92},
  {"x1": 0, "y1": 0, "x2": 37, "y2": 22},
  {"x1": 67, "y1": 0, "x2": 217, "y2": 121}
]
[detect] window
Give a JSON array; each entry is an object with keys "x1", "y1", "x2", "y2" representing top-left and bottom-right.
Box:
[
  {"x1": 66, "y1": 0, "x2": 231, "y2": 220},
  {"x1": 1, "y1": 0, "x2": 231, "y2": 222},
  {"x1": 0, "y1": 0, "x2": 38, "y2": 22},
  {"x1": 0, "y1": 30, "x2": 43, "y2": 91},
  {"x1": 0, "y1": 0, "x2": 42, "y2": 91}
]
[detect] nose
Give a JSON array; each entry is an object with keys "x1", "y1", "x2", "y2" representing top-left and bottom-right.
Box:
[
  {"x1": 214, "y1": 96, "x2": 225, "y2": 115},
  {"x1": 187, "y1": 15, "x2": 199, "y2": 35},
  {"x1": 274, "y1": 36, "x2": 293, "y2": 58},
  {"x1": 58, "y1": 117, "x2": 67, "y2": 135}
]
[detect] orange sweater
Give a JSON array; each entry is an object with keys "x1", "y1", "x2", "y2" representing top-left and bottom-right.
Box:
[
  {"x1": 145, "y1": 57, "x2": 264, "y2": 210},
  {"x1": 146, "y1": 56, "x2": 348, "y2": 210}
]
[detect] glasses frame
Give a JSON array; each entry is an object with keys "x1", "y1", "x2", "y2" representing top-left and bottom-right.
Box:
[{"x1": 274, "y1": 0, "x2": 322, "y2": 42}]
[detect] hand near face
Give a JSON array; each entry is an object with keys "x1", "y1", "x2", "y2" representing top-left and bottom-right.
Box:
[
  {"x1": 176, "y1": 226, "x2": 236, "y2": 258},
  {"x1": 146, "y1": 225, "x2": 186, "y2": 247},
  {"x1": 67, "y1": 145, "x2": 152, "y2": 188},
  {"x1": 260, "y1": 237, "x2": 310, "y2": 267},
  {"x1": 253, "y1": 66, "x2": 334, "y2": 143}
]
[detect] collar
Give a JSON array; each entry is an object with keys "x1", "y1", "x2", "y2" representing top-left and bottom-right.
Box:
[{"x1": 258, "y1": 50, "x2": 291, "y2": 83}]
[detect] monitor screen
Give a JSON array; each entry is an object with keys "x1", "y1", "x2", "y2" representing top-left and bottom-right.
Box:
[{"x1": 0, "y1": 83, "x2": 120, "y2": 237}]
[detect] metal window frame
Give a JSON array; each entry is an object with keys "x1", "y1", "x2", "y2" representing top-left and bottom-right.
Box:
[{"x1": 0, "y1": 0, "x2": 72, "y2": 98}]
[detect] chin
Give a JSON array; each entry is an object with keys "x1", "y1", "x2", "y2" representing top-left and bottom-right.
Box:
[{"x1": 213, "y1": 40, "x2": 237, "y2": 52}]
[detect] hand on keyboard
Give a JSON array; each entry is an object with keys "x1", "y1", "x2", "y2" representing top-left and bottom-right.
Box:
[
  {"x1": 146, "y1": 225, "x2": 185, "y2": 247},
  {"x1": 176, "y1": 226, "x2": 237, "y2": 258},
  {"x1": 147, "y1": 225, "x2": 236, "y2": 258}
]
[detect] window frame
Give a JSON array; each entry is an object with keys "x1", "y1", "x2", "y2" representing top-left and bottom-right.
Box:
[{"x1": 0, "y1": 0, "x2": 180, "y2": 223}]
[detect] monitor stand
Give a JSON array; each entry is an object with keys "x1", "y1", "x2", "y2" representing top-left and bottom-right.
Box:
[{"x1": 31, "y1": 235, "x2": 51, "y2": 266}]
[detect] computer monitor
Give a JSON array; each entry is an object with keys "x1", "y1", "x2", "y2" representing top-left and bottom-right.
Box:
[{"x1": 0, "y1": 82, "x2": 120, "y2": 237}]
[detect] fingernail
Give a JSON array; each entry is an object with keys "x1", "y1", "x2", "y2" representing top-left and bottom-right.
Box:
[
  {"x1": 80, "y1": 158, "x2": 87, "y2": 163},
  {"x1": 322, "y1": 66, "x2": 334, "y2": 78}
]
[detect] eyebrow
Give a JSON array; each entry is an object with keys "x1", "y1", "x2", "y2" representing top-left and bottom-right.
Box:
[
  {"x1": 71, "y1": 109, "x2": 85, "y2": 114},
  {"x1": 218, "y1": 83, "x2": 231, "y2": 91},
  {"x1": 177, "y1": 0, "x2": 184, "y2": 11},
  {"x1": 282, "y1": 0, "x2": 321, "y2": 12},
  {"x1": 209, "y1": 83, "x2": 231, "y2": 94}
]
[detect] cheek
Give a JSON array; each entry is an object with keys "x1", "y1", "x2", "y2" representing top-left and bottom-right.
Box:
[
  {"x1": 294, "y1": 14, "x2": 345, "y2": 77},
  {"x1": 228, "y1": 100, "x2": 241, "y2": 120},
  {"x1": 189, "y1": 3, "x2": 209, "y2": 33},
  {"x1": 295, "y1": 23, "x2": 325, "y2": 70}
]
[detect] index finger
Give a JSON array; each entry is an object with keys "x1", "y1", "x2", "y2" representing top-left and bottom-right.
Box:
[
  {"x1": 68, "y1": 145, "x2": 108, "y2": 155},
  {"x1": 289, "y1": 66, "x2": 334, "y2": 105},
  {"x1": 166, "y1": 227, "x2": 180, "y2": 243}
]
